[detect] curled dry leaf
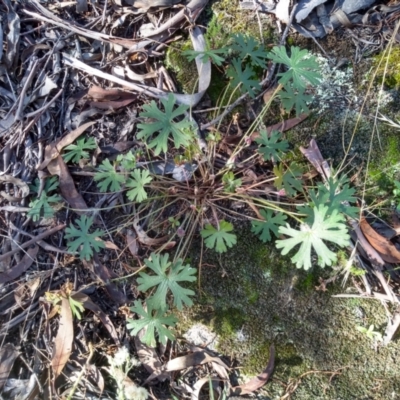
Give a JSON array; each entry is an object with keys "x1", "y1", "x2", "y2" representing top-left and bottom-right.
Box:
[
  {"x1": 87, "y1": 363, "x2": 105, "y2": 393},
  {"x1": 164, "y1": 351, "x2": 229, "y2": 372},
  {"x1": 300, "y1": 138, "x2": 331, "y2": 180},
  {"x1": 231, "y1": 345, "x2": 275, "y2": 396},
  {"x1": 51, "y1": 297, "x2": 74, "y2": 379},
  {"x1": 83, "y1": 254, "x2": 127, "y2": 305},
  {"x1": 134, "y1": 335, "x2": 170, "y2": 383},
  {"x1": 0, "y1": 245, "x2": 39, "y2": 284},
  {"x1": 191, "y1": 377, "x2": 223, "y2": 400},
  {"x1": 133, "y1": 217, "x2": 170, "y2": 246},
  {"x1": 47, "y1": 155, "x2": 88, "y2": 213},
  {"x1": 360, "y1": 218, "x2": 400, "y2": 264},
  {"x1": 126, "y1": 230, "x2": 139, "y2": 257},
  {"x1": 0, "y1": 174, "x2": 30, "y2": 202},
  {"x1": 211, "y1": 361, "x2": 229, "y2": 380}
]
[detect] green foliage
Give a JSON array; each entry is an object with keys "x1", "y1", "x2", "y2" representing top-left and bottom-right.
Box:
[
  {"x1": 393, "y1": 180, "x2": 400, "y2": 197},
  {"x1": 256, "y1": 130, "x2": 289, "y2": 161},
  {"x1": 118, "y1": 150, "x2": 137, "y2": 171},
  {"x1": 227, "y1": 58, "x2": 260, "y2": 98},
  {"x1": 127, "y1": 300, "x2": 177, "y2": 347},
  {"x1": 94, "y1": 159, "x2": 125, "y2": 192},
  {"x1": 137, "y1": 94, "x2": 195, "y2": 155},
  {"x1": 273, "y1": 162, "x2": 304, "y2": 197},
  {"x1": 126, "y1": 169, "x2": 152, "y2": 203},
  {"x1": 251, "y1": 209, "x2": 287, "y2": 242},
  {"x1": 200, "y1": 220, "x2": 237, "y2": 253},
  {"x1": 169, "y1": 216, "x2": 180, "y2": 227},
  {"x1": 231, "y1": 33, "x2": 268, "y2": 68},
  {"x1": 393, "y1": 180, "x2": 400, "y2": 210},
  {"x1": 65, "y1": 215, "x2": 105, "y2": 261},
  {"x1": 182, "y1": 48, "x2": 228, "y2": 66},
  {"x1": 137, "y1": 253, "x2": 197, "y2": 311},
  {"x1": 356, "y1": 325, "x2": 383, "y2": 342},
  {"x1": 222, "y1": 171, "x2": 242, "y2": 193},
  {"x1": 63, "y1": 137, "x2": 97, "y2": 163},
  {"x1": 300, "y1": 176, "x2": 359, "y2": 219},
  {"x1": 349, "y1": 266, "x2": 366, "y2": 276},
  {"x1": 68, "y1": 296, "x2": 85, "y2": 320},
  {"x1": 267, "y1": 46, "x2": 322, "y2": 90},
  {"x1": 267, "y1": 46, "x2": 321, "y2": 114},
  {"x1": 276, "y1": 205, "x2": 350, "y2": 270},
  {"x1": 279, "y1": 87, "x2": 313, "y2": 115},
  {"x1": 28, "y1": 177, "x2": 62, "y2": 222}
]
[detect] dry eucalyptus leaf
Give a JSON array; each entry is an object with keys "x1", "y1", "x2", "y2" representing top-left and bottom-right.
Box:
[
  {"x1": 360, "y1": 218, "x2": 400, "y2": 264},
  {"x1": 47, "y1": 156, "x2": 88, "y2": 214},
  {"x1": 39, "y1": 120, "x2": 97, "y2": 170},
  {"x1": 51, "y1": 298, "x2": 73, "y2": 378},
  {"x1": 231, "y1": 345, "x2": 274, "y2": 395},
  {"x1": 164, "y1": 351, "x2": 229, "y2": 371}
]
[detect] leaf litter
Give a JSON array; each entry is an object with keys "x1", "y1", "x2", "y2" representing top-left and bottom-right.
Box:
[{"x1": 1, "y1": 0, "x2": 400, "y2": 398}]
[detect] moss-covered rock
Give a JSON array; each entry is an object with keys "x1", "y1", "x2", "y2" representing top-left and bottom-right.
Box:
[
  {"x1": 373, "y1": 46, "x2": 400, "y2": 89},
  {"x1": 176, "y1": 224, "x2": 400, "y2": 399}
]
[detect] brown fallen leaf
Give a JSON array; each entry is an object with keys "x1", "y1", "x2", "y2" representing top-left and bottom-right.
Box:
[
  {"x1": 360, "y1": 218, "x2": 400, "y2": 264},
  {"x1": 104, "y1": 240, "x2": 120, "y2": 251},
  {"x1": 133, "y1": 217, "x2": 170, "y2": 247},
  {"x1": 47, "y1": 155, "x2": 88, "y2": 213},
  {"x1": 0, "y1": 245, "x2": 38, "y2": 284},
  {"x1": 0, "y1": 344, "x2": 19, "y2": 391},
  {"x1": 250, "y1": 114, "x2": 309, "y2": 141},
  {"x1": 71, "y1": 291, "x2": 120, "y2": 345},
  {"x1": 88, "y1": 86, "x2": 119, "y2": 100},
  {"x1": 300, "y1": 139, "x2": 331, "y2": 180},
  {"x1": 134, "y1": 335, "x2": 170, "y2": 384},
  {"x1": 88, "y1": 98, "x2": 136, "y2": 110},
  {"x1": 51, "y1": 297, "x2": 74, "y2": 379},
  {"x1": 82, "y1": 254, "x2": 127, "y2": 305},
  {"x1": 38, "y1": 120, "x2": 97, "y2": 170},
  {"x1": 192, "y1": 377, "x2": 223, "y2": 400},
  {"x1": 164, "y1": 351, "x2": 229, "y2": 372},
  {"x1": 231, "y1": 345, "x2": 274, "y2": 395},
  {"x1": 126, "y1": 230, "x2": 139, "y2": 257},
  {"x1": 263, "y1": 85, "x2": 279, "y2": 105},
  {"x1": 87, "y1": 363, "x2": 105, "y2": 393}
]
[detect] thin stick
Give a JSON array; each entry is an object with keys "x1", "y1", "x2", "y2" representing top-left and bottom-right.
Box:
[
  {"x1": 14, "y1": 57, "x2": 40, "y2": 121},
  {"x1": 0, "y1": 224, "x2": 66, "y2": 262},
  {"x1": 24, "y1": 88, "x2": 63, "y2": 119}
]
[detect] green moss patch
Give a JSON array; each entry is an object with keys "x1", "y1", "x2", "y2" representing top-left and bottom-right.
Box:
[{"x1": 373, "y1": 46, "x2": 400, "y2": 89}]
